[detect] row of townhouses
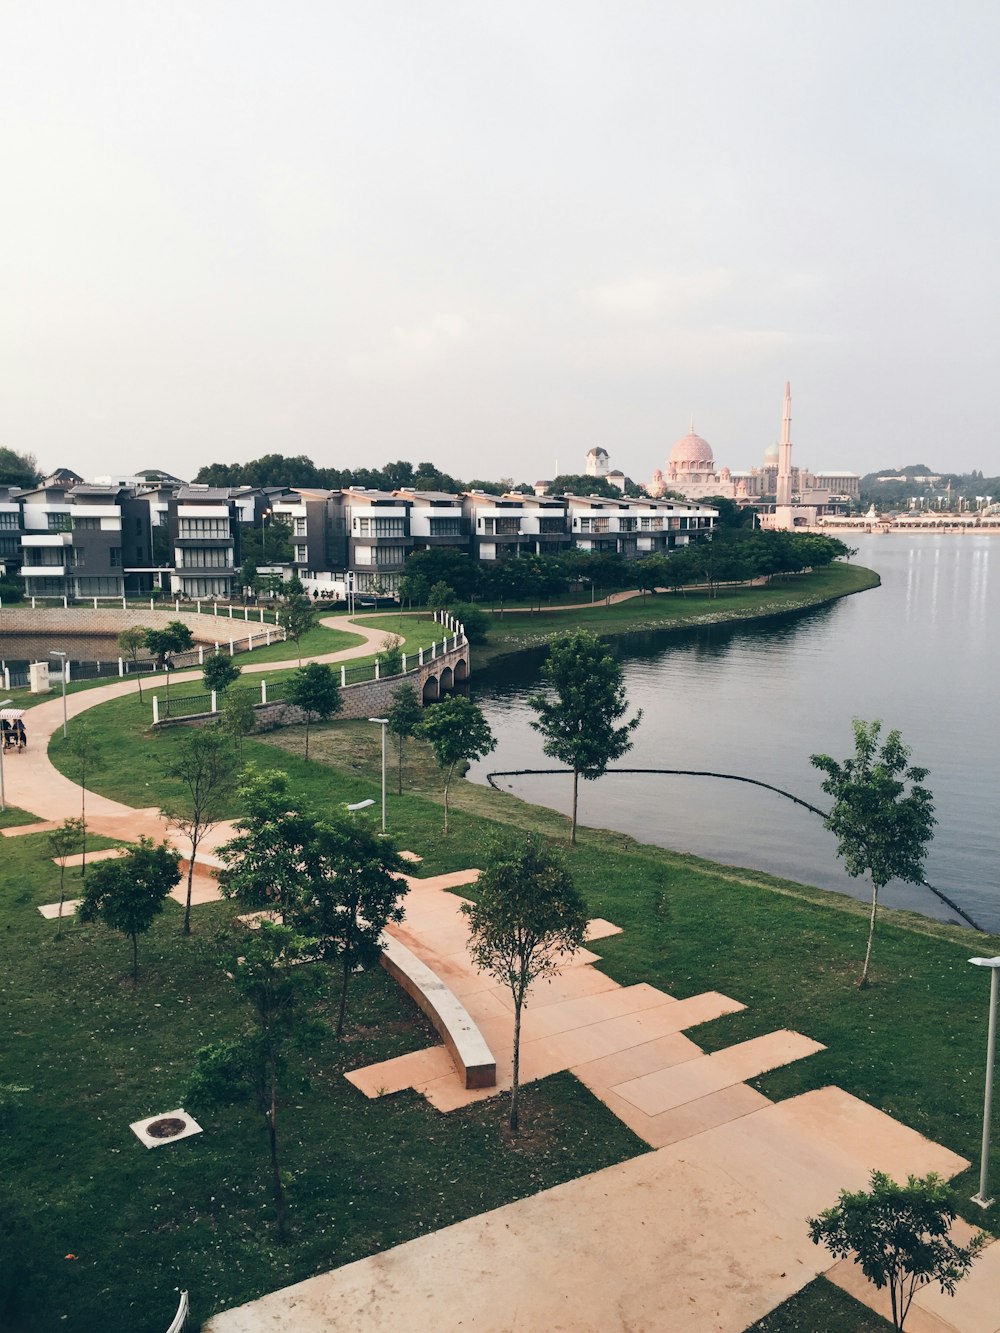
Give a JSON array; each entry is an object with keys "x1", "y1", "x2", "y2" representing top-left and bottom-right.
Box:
[{"x1": 0, "y1": 473, "x2": 718, "y2": 601}]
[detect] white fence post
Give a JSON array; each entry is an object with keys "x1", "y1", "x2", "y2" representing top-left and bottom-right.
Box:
[
  {"x1": 63, "y1": 596, "x2": 68, "y2": 608},
  {"x1": 228, "y1": 605, "x2": 233, "y2": 619},
  {"x1": 259, "y1": 608, "x2": 264, "y2": 623},
  {"x1": 214, "y1": 641, "x2": 220, "y2": 652},
  {"x1": 261, "y1": 680, "x2": 267, "y2": 703},
  {"x1": 229, "y1": 639, "x2": 235, "y2": 656},
  {"x1": 211, "y1": 689, "x2": 217, "y2": 713},
  {"x1": 118, "y1": 657, "x2": 124, "y2": 677},
  {"x1": 214, "y1": 601, "x2": 219, "y2": 617},
  {"x1": 64, "y1": 661, "x2": 71, "y2": 684},
  {"x1": 244, "y1": 608, "x2": 249, "y2": 621},
  {"x1": 419, "y1": 647, "x2": 424, "y2": 665},
  {"x1": 341, "y1": 665, "x2": 346, "y2": 687},
  {"x1": 197, "y1": 600, "x2": 202, "y2": 614},
  {"x1": 153, "y1": 696, "x2": 160, "y2": 725},
  {"x1": 266, "y1": 629, "x2": 272, "y2": 645},
  {"x1": 2, "y1": 666, "x2": 9, "y2": 691},
  {"x1": 150, "y1": 597, "x2": 154, "y2": 610},
  {"x1": 175, "y1": 599, "x2": 180, "y2": 611},
  {"x1": 93, "y1": 597, "x2": 98, "y2": 610},
  {"x1": 374, "y1": 660, "x2": 380, "y2": 680},
  {"x1": 121, "y1": 595, "x2": 126, "y2": 609},
  {"x1": 402, "y1": 653, "x2": 407, "y2": 672}
]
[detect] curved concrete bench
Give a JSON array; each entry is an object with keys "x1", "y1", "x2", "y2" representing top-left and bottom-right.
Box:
[{"x1": 380, "y1": 935, "x2": 496, "y2": 1090}]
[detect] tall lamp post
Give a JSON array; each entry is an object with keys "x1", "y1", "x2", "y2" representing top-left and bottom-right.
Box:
[
  {"x1": 369, "y1": 717, "x2": 389, "y2": 833},
  {"x1": 50, "y1": 651, "x2": 68, "y2": 739},
  {"x1": 969, "y1": 954, "x2": 1000, "y2": 1208},
  {"x1": 0, "y1": 698, "x2": 13, "y2": 812}
]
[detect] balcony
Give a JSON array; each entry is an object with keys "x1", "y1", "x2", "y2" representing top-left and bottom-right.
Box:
[{"x1": 22, "y1": 564, "x2": 67, "y2": 578}]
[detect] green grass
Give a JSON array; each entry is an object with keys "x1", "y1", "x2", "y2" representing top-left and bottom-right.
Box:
[
  {"x1": 0, "y1": 827, "x2": 645, "y2": 1332},
  {"x1": 0, "y1": 805, "x2": 40, "y2": 829},
  {"x1": 748, "y1": 1277, "x2": 892, "y2": 1331},
  {"x1": 475, "y1": 563, "x2": 879, "y2": 665}
]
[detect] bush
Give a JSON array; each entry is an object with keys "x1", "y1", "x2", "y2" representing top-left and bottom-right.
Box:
[
  {"x1": 0, "y1": 579, "x2": 25, "y2": 604},
  {"x1": 452, "y1": 603, "x2": 489, "y2": 644}
]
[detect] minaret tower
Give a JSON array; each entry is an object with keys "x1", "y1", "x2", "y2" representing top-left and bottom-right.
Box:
[{"x1": 776, "y1": 381, "x2": 793, "y2": 507}]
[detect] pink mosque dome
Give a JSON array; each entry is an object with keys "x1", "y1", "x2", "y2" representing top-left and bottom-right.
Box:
[{"x1": 668, "y1": 429, "x2": 715, "y2": 472}]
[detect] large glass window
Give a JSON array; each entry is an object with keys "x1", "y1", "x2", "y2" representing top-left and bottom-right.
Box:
[
  {"x1": 428, "y1": 517, "x2": 463, "y2": 536},
  {"x1": 0, "y1": 513, "x2": 20, "y2": 530},
  {"x1": 178, "y1": 517, "x2": 231, "y2": 538},
  {"x1": 355, "y1": 516, "x2": 405, "y2": 537},
  {"x1": 47, "y1": 513, "x2": 71, "y2": 532},
  {"x1": 178, "y1": 548, "x2": 231, "y2": 569},
  {"x1": 73, "y1": 516, "x2": 101, "y2": 530}
]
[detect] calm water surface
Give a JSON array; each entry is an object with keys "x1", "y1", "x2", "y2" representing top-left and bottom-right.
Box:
[{"x1": 468, "y1": 536, "x2": 1000, "y2": 930}]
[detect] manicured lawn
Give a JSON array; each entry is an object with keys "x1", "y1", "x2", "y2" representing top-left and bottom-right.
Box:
[
  {"x1": 0, "y1": 828, "x2": 645, "y2": 1332},
  {"x1": 0, "y1": 804, "x2": 39, "y2": 829}
]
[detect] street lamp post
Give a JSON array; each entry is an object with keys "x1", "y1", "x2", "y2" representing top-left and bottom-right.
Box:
[
  {"x1": 0, "y1": 697, "x2": 13, "y2": 812},
  {"x1": 969, "y1": 955, "x2": 1000, "y2": 1208},
  {"x1": 50, "y1": 651, "x2": 68, "y2": 739},
  {"x1": 369, "y1": 717, "x2": 389, "y2": 833}
]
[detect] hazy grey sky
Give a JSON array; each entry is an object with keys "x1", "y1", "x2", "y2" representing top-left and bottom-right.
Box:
[{"x1": 4, "y1": 2, "x2": 999, "y2": 485}]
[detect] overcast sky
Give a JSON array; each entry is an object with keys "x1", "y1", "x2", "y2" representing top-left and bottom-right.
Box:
[{"x1": 3, "y1": 2, "x2": 999, "y2": 486}]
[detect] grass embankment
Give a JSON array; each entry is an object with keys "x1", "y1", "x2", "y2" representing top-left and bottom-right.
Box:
[
  {"x1": 0, "y1": 805, "x2": 40, "y2": 829},
  {"x1": 474, "y1": 562, "x2": 879, "y2": 665}
]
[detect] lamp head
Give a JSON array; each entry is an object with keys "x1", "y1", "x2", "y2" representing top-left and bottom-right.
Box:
[
  {"x1": 368, "y1": 717, "x2": 388, "y2": 725},
  {"x1": 969, "y1": 957, "x2": 1000, "y2": 969}
]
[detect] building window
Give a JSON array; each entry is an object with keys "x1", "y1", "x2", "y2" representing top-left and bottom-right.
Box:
[
  {"x1": 75, "y1": 576, "x2": 123, "y2": 595},
  {"x1": 294, "y1": 545, "x2": 307, "y2": 562},
  {"x1": 178, "y1": 548, "x2": 231, "y2": 569},
  {"x1": 374, "y1": 545, "x2": 404, "y2": 567},
  {"x1": 619, "y1": 518, "x2": 637, "y2": 532},
  {"x1": 481, "y1": 517, "x2": 520, "y2": 536},
  {"x1": 0, "y1": 535, "x2": 18, "y2": 555},
  {"x1": 428, "y1": 517, "x2": 462, "y2": 536},
  {"x1": 0, "y1": 513, "x2": 20, "y2": 530},
  {"x1": 180, "y1": 576, "x2": 230, "y2": 598},
  {"x1": 24, "y1": 548, "x2": 65, "y2": 567},
  {"x1": 73, "y1": 516, "x2": 101, "y2": 530},
  {"x1": 178, "y1": 517, "x2": 230, "y2": 538},
  {"x1": 640, "y1": 517, "x2": 663, "y2": 531},
  {"x1": 110, "y1": 548, "x2": 122, "y2": 567},
  {"x1": 47, "y1": 513, "x2": 72, "y2": 532},
  {"x1": 293, "y1": 517, "x2": 307, "y2": 536},
  {"x1": 355, "y1": 516, "x2": 405, "y2": 537},
  {"x1": 537, "y1": 518, "x2": 564, "y2": 534}
]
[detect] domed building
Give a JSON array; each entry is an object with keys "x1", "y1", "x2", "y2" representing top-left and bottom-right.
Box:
[{"x1": 660, "y1": 422, "x2": 741, "y2": 500}]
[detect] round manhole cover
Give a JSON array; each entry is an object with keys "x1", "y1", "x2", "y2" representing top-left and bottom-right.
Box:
[{"x1": 146, "y1": 1117, "x2": 187, "y2": 1139}]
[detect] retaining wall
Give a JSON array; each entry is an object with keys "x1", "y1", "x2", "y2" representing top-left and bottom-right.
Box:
[{"x1": 0, "y1": 605, "x2": 281, "y2": 652}]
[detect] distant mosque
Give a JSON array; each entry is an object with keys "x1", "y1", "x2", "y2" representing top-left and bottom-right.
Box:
[{"x1": 646, "y1": 384, "x2": 859, "y2": 518}]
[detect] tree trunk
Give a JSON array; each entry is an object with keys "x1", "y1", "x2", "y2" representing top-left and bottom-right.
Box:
[
  {"x1": 443, "y1": 764, "x2": 454, "y2": 835},
  {"x1": 81, "y1": 784, "x2": 87, "y2": 879},
  {"x1": 304, "y1": 716, "x2": 310, "y2": 760},
  {"x1": 510, "y1": 996, "x2": 523, "y2": 1133},
  {"x1": 131, "y1": 931, "x2": 139, "y2": 987},
  {"x1": 397, "y1": 737, "x2": 404, "y2": 795},
  {"x1": 184, "y1": 826, "x2": 199, "y2": 935},
  {"x1": 336, "y1": 958, "x2": 351, "y2": 1038},
  {"x1": 571, "y1": 769, "x2": 579, "y2": 844},
  {"x1": 57, "y1": 863, "x2": 66, "y2": 939},
  {"x1": 136, "y1": 665, "x2": 143, "y2": 701},
  {"x1": 267, "y1": 1068, "x2": 286, "y2": 1233},
  {"x1": 859, "y1": 880, "x2": 881, "y2": 987}
]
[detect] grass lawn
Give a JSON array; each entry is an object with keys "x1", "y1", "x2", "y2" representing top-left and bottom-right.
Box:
[
  {"x1": 748, "y1": 1278, "x2": 892, "y2": 1331},
  {"x1": 0, "y1": 805, "x2": 40, "y2": 829},
  {"x1": 0, "y1": 827, "x2": 645, "y2": 1333}
]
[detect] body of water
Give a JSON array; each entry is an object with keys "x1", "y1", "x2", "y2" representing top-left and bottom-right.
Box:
[{"x1": 468, "y1": 536, "x2": 1000, "y2": 931}]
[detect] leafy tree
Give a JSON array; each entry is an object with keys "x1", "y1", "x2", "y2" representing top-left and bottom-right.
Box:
[
  {"x1": 463, "y1": 834, "x2": 587, "y2": 1132},
  {"x1": 427, "y1": 580, "x2": 456, "y2": 614},
  {"x1": 451, "y1": 602, "x2": 489, "y2": 644},
  {"x1": 546, "y1": 473, "x2": 621, "y2": 499},
  {"x1": 417, "y1": 696, "x2": 496, "y2": 834},
  {"x1": 809, "y1": 1171, "x2": 986, "y2": 1331},
  {"x1": 403, "y1": 546, "x2": 481, "y2": 600},
  {"x1": 286, "y1": 662, "x2": 341, "y2": 759},
  {"x1": 633, "y1": 554, "x2": 667, "y2": 602},
  {"x1": 203, "y1": 652, "x2": 242, "y2": 695},
  {"x1": 144, "y1": 620, "x2": 195, "y2": 668},
  {"x1": 528, "y1": 631, "x2": 641, "y2": 843},
  {"x1": 398, "y1": 569, "x2": 430, "y2": 608},
  {"x1": 277, "y1": 593, "x2": 316, "y2": 665},
  {"x1": 217, "y1": 768, "x2": 320, "y2": 921},
  {"x1": 387, "y1": 684, "x2": 422, "y2": 794},
  {"x1": 0, "y1": 447, "x2": 42, "y2": 488},
  {"x1": 116, "y1": 625, "x2": 151, "y2": 699},
  {"x1": 78, "y1": 837, "x2": 180, "y2": 985},
  {"x1": 189, "y1": 922, "x2": 322, "y2": 1232},
  {"x1": 299, "y1": 819, "x2": 408, "y2": 1037},
  {"x1": 239, "y1": 558, "x2": 259, "y2": 599},
  {"x1": 811, "y1": 720, "x2": 935, "y2": 987},
  {"x1": 221, "y1": 688, "x2": 256, "y2": 759},
  {"x1": 162, "y1": 727, "x2": 237, "y2": 934},
  {"x1": 47, "y1": 817, "x2": 85, "y2": 937},
  {"x1": 375, "y1": 633, "x2": 404, "y2": 676},
  {"x1": 62, "y1": 722, "x2": 103, "y2": 877}
]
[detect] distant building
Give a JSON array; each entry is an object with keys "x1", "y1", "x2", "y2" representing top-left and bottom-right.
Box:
[{"x1": 585, "y1": 447, "x2": 610, "y2": 478}]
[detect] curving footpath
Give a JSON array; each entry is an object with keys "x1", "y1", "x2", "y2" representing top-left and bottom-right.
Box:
[{"x1": 0, "y1": 612, "x2": 399, "y2": 839}]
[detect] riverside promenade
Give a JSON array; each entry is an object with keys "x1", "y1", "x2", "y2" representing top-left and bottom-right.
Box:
[{"x1": 4, "y1": 611, "x2": 998, "y2": 1332}]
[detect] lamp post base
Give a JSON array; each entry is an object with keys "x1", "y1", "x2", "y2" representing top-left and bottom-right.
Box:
[{"x1": 970, "y1": 1192, "x2": 994, "y2": 1210}]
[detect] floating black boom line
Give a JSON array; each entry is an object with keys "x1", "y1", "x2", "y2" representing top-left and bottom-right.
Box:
[{"x1": 484, "y1": 766, "x2": 983, "y2": 933}]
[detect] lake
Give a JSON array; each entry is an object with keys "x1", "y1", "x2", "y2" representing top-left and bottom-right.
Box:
[{"x1": 468, "y1": 536, "x2": 1000, "y2": 931}]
